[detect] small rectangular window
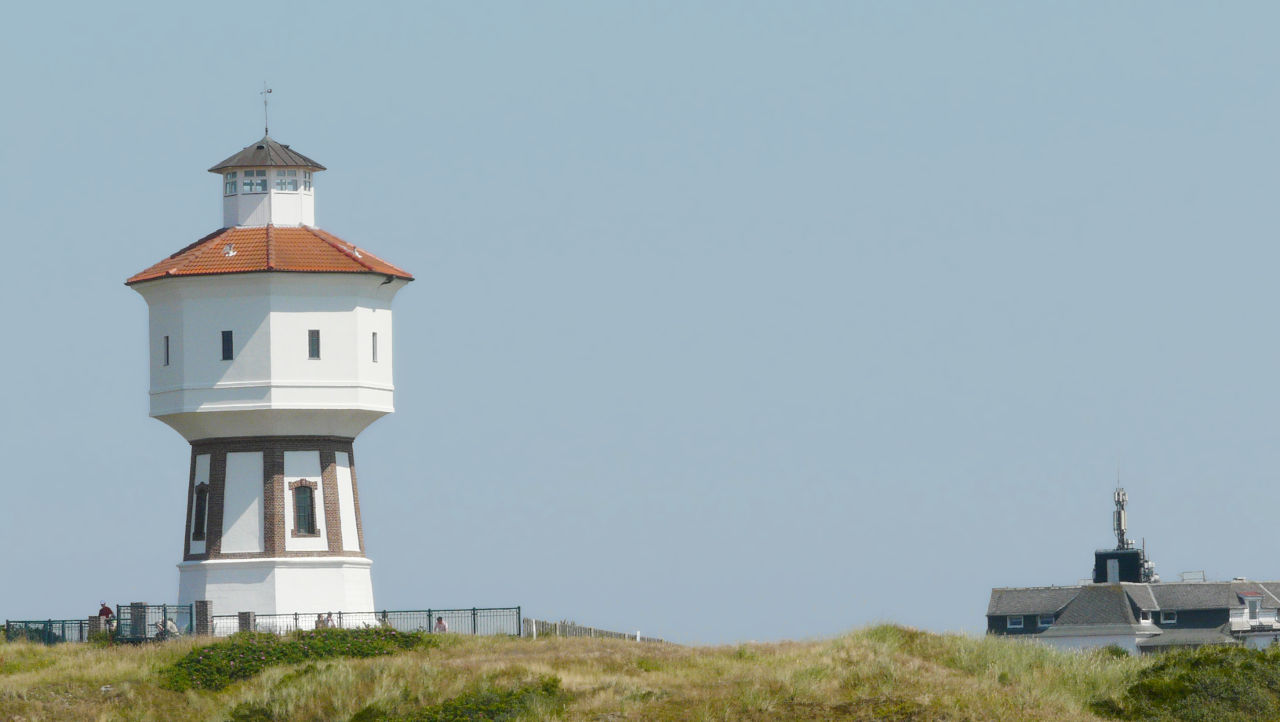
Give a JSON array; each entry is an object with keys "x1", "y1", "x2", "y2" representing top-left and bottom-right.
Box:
[
  {"x1": 1038, "y1": 615, "x2": 1053, "y2": 628},
  {"x1": 295, "y1": 486, "x2": 316, "y2": 535},
  {"x1": 221, "y1": 330, "x2": 233, "y2": 360},
  {"x1": 1249, "y1": 599, "x2": 1261, "y2": 620},
  {"x1": 308, "y1": 330, "x2": 321, "y2": 359},
  {"x1": 1160, "y1": 610, "x2": 1177, "y2": 624},
  {"x1": 192, "y1": 487, "x2": 208, "y2": 541},
  {"x1": 1007, "y1": 615, "x2": 1023, "y2": 629},
  {"x1": 163, "y1": 335, "x2": 170, "y2": 366},
  {"x1": 372, "y1": 332, "x2": 378, "y2": 362}
]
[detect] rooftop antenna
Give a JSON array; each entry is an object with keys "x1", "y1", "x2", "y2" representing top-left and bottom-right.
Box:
[
  {"x1": 260, "y1": 82, "x2": 273, "y2": 136},
  {"x1": 1113, "y1": 487, "x2": 1129, "y2": 550}
]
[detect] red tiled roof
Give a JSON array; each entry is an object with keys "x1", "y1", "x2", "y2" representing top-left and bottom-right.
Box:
[{"x1": 126, "y1": 226, "x2": 413, "y2": 285}]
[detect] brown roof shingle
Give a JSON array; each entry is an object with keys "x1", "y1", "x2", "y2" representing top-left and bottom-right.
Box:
[{"x1": 126, "y1": 225, "x2": 413, "y2": 285}]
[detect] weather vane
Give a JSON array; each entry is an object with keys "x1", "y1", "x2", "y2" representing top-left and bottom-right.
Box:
[{"x1": 261, "y1": 82, "x2": 273, "y2": 136}]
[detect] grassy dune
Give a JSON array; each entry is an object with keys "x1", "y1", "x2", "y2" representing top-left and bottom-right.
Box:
[{"x1": 0, "y1": 625, "x2": 1153, "y2": 720}]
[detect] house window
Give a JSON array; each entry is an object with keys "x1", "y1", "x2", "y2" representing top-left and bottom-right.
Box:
[
  {"x1": 1160, "y1": 610, "x2": 1177, "y2": 624},
  {"x1": 1140, "y1": 611, "x2": 1151, "y2": 622},
  {"x1": 372, "y1": 332, "x2": 378, "y2": 363},
  {"x1": 221, "y1": 331, "x2": 233, "y2": 360},
  {"x1": 303, "y1": 171, "x2": 312, "y2": 191},
  {"x1": 308, "y1": 330, "x2": 321, "y2": 359},
  {"x1": 191, "y1": 485, "x2": 208, "y2": 541},
  {"x1": 242, "y1": 169, "x2": 267, "y2": 193},
  {"x1": 224, "y1": 172, "x2": 237, "y2": 195},
  {"x1": 1007, "y1": 616, "x2": 1024, "y2": 630},
  {"x1": 1249, "y1": 598, "x2": 1261, "y2": 620},
  {"x1": 1038, "y1": 615, "x2": 1053, "y2": 628},
  {"x1": 294, "y1": 485, "x2": 317, "y2": 535},
  {"x1": 163, "y1": 335, "x2": 170, "y2": 366}
]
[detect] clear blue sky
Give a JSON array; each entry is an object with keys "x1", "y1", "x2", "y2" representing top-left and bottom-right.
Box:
[{"x1": 3, "y1": 2, "x2": 1279, "y2": 644}]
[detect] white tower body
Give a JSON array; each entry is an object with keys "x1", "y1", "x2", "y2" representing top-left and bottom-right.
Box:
[{"x1": 128, "y1": 137, "x2": 412, "y2": 617}]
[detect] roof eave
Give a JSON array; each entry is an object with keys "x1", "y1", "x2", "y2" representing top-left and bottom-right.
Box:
[{"x1": 126, "y1": 268, "x2": 414, "y2": 287}]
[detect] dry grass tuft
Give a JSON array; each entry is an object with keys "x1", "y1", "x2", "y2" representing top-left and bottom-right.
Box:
[{"x1": 0, "y1": 625, "x2": 1148, "y2": 720}]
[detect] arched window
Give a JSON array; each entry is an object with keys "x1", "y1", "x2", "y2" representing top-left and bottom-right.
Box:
[
  {"x1": 294, "y1": 485, "x2": 316, "y2": 535},
  {"x1": 191, "y1": 486, "x2": 208, "y2": 541}
]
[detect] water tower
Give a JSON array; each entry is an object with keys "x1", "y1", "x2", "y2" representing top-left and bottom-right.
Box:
[{"x1": 126, "y1": 135, "x2": 412, "y2": 615}]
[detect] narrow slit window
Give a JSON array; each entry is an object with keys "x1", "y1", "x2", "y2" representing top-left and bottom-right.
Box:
[
  {"x1": 308, "y1": 330, "x2": 321, "y2": 359},
  {"x1": 295, "y1": 486, "x2": 316, "y2": 535},
  {"x1": 191, "y1": 487, "x2": 208, "y2": 541},
  {"x1": 372, "y1": 332, "x2": 378, "y2": 363},
  {"x1": 221, "y1": 330, "x2": 233, "y2": 360},
  {"x1": 163, "y1": 335, "x2": 170, "y2": 366}
]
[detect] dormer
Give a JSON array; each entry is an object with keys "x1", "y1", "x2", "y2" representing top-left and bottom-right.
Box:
[{"x1": 210, "y1": 136, "x2": 325, "y2": 228}]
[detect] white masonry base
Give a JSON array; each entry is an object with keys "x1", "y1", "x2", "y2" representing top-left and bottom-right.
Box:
[{"x1": 178, "y1": 557, "x2": 374, "y2": 616}]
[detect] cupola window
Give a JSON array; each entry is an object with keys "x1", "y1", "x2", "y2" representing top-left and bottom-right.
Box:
[
  {"x1": 303, "y1": 171, "x2": 313, "y2": 191},
  {"x1": 275, "y1": 170, "x2": 299, "y2": 191},
  {"x1": 242, "y1": 169, "x2": 267, "y2": 193},
  {"x1": 224, "y1": 172, "x2": 237, "y2": 195}
]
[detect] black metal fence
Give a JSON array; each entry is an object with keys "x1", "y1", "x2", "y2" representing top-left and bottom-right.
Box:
[
  {"x1": 3, "y1": 619, "x2": 89, "y2": 645},
  {"x1": 210, "y1": 607, "x2": 522, "y2": 637},
  {"x1": 114, "y1": 604, "x2": 194, "y2": 643}
]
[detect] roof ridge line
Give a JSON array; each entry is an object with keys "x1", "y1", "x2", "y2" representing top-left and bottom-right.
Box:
[{"x1": 307, "y1": 227, "x2": 379, "y2": 273}]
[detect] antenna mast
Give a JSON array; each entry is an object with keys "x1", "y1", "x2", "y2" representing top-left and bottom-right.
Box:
[
  {"x1": 260, "y1": 82, "x2": 273, "y2": 136},
  {"x1": 1113, "y1": 487, "x2": 1130, "y2": 550}
]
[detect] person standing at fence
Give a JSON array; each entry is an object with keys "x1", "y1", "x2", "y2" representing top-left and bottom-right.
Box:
[
  {"x1": 434, "y1": 616, "x2": 448, "y2": 633},
  {"x1": 326, "y1": 612, "x2": 336, "y2": 629},
  {"x1": 315, "y1": 613, "x2": 328, "y2": 629},
  {"x1": 98, "y1": 602, "x2": 115, "y2": 632}
]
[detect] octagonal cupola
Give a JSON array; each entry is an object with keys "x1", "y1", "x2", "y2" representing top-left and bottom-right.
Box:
[{"x1": 210, "y1": 136, "x2": 325, "y2": 228}]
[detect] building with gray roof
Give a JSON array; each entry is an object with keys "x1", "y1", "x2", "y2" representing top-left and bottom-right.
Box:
[{"x1": 988, "y1": 490, "x2": 1280, "y2": 654}]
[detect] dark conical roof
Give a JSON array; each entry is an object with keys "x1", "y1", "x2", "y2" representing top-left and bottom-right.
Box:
[{"x1": 208, "y1": 136, "x2": 326, "y2": 173}]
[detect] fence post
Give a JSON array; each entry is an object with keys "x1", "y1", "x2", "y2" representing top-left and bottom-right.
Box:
[
  {"x1": 472, "y1": 608, "x2": 477, "y2": 635},
  {"x1": 516, "y1": 606, "x2": 521, "y2": 637},
  {"x1": 130, "y1": 602, "x2": 147, "y2": 641},
  {"x1": 237, "y1": 611, "x2": 256, "y2": 633},
  {"x1": 194, "y1": 601, "x2": 211, "y2": 636},
  {"x1": 428, "y1": 610, "x2": 432, "y2": 633},
  {"x1": 338, "y1": 611, "x2": 343, "y2": 629},
  {"x1": 294, "y1": 612, "x2": 299, "y2": 631}
]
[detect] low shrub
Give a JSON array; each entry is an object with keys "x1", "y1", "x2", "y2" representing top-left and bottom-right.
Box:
[
  {"x1": 1093, "y1": 645, "x2": 1280, "y2": 721},
  {"x1": 161, "y1": 627, "x2": 436, "y2": 691},
  {"x1": 352, "y1": 676, "x2": 567, "y2": 721}
]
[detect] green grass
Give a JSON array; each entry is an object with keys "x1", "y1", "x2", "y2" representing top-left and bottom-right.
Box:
[
  {"x1": 162, "y1": 627, "x2": 436, "y2": 691},
  {"x1": 4, "y1": 624, "x2": 1276, "y2": 720}
]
